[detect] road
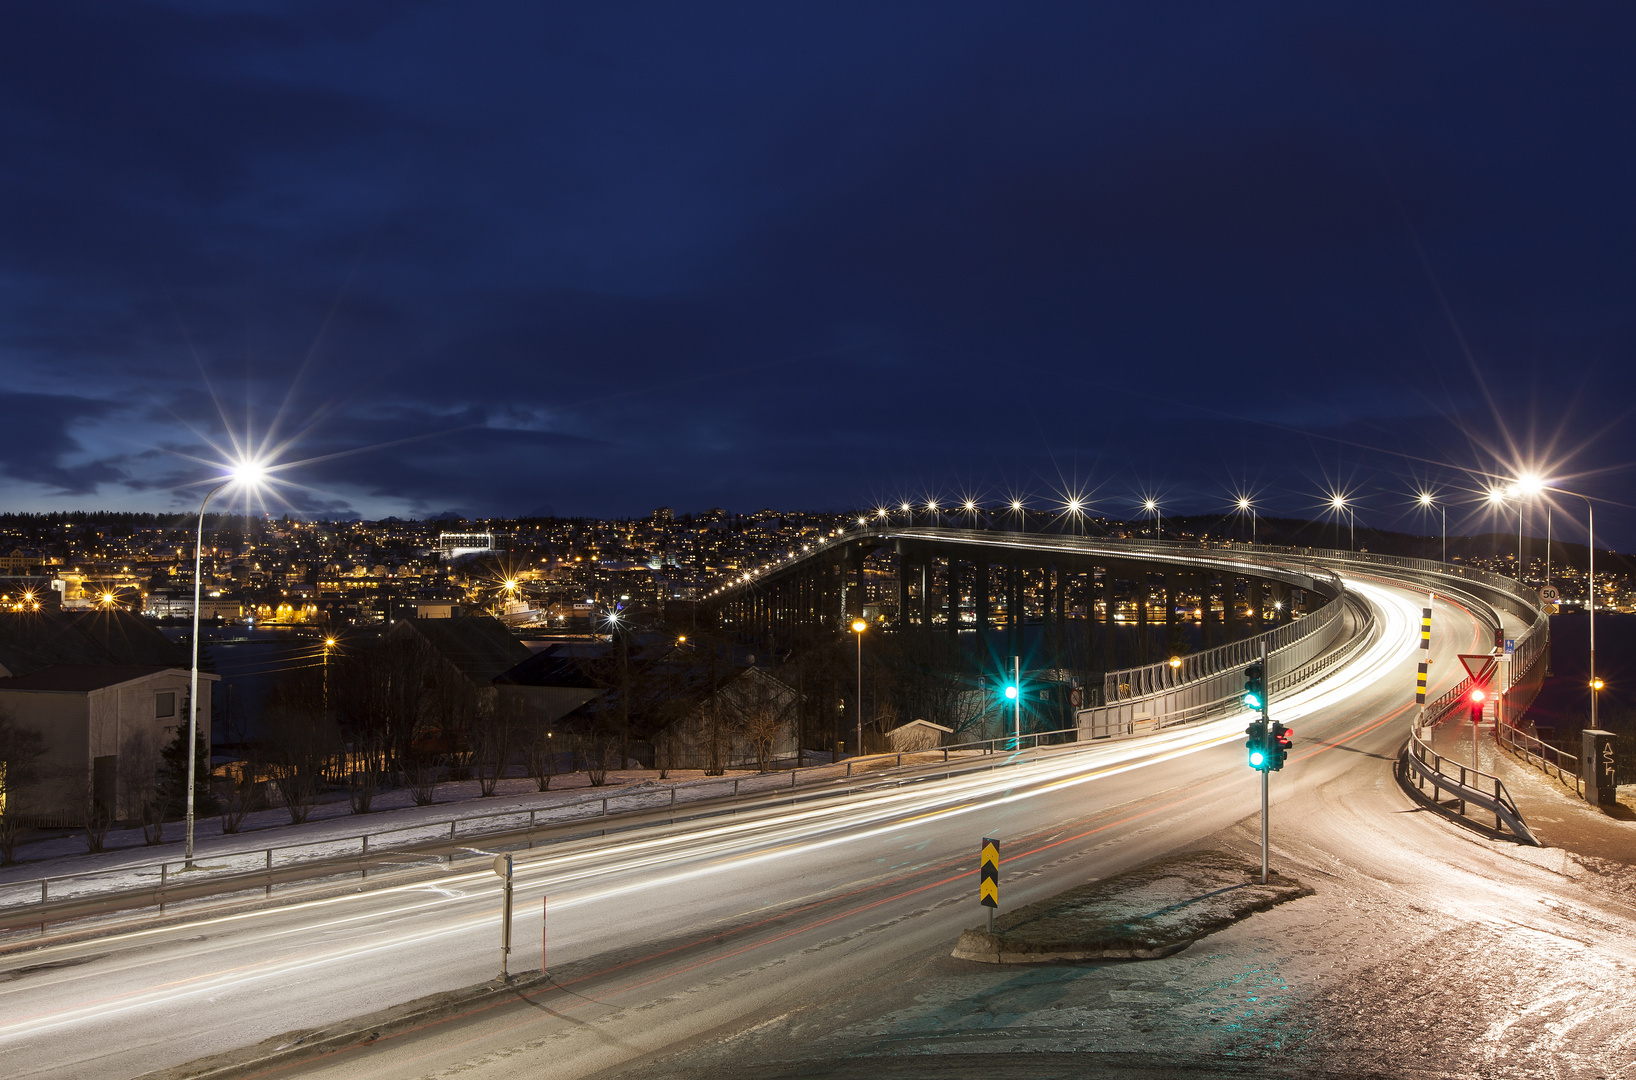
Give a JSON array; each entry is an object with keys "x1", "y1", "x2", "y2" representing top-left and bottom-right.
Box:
[{"x1": 3, "y1": 573, "x2": 1633, "y2": 1080}]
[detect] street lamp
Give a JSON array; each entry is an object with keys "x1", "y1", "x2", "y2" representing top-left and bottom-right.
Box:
[
  {"x1": 1235, "y1": 496, "x2": 1257, "y2": 544},
  {"x1": 851, "y1": 618, "x2": 867, "y2": 757},
  {"x1": 1511, "y1": 475, "x2": 1598, "y2": 727},
  {"x1": 1329, "y1": 494, "x2": 1354, "y2": 551},
  {"x1": 185, "y1": 458, "x2": 266, "y2": 867},
  {"x1": 1143, "y1": 499, "x2": 1161, "y2": 541},
  {"x1": 1417, "y1": 491, "x2": 1446, "y2": 563},
  {"x1": 1488, "y1": 486, "x2": 1522, "y2": 581}
]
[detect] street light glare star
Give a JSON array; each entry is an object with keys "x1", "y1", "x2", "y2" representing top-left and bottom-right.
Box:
[
  {"x1": 230, "y1": 459, "x2": 268, "y2": 486},
  {"x1": 1067, "y1": 498, "x2": 1082, "y2": 513},
  {"x1": 1144, "y1": 499, "x2": 1157, "y2": 512},
  {"x1": 1487, "y1": 487, "x2": 1507, "y2": 505},
  {"x1": 901, "y1": 502, "x2": 912, "y2": 512},
  {"x1": 1513, "y1": 473, "x2": 1545, "y2": 495},
  {"x1": 1330, "y1": 495, "x2": 1346, "y2": 510},
  {"x1": 1418, "y1": 492, "x2": 1435, "y2": 507},
  {"x1": 1011, "y1": 500, "x2": 1023, "y2": 510},
  {"x1": 1237, "y1": 497, "x2": 1251, "y2": 511}
]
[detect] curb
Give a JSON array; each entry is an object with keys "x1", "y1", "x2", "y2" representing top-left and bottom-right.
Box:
[{"x1": 136, "y1": 970, "x2": 554, "y2": 1080}]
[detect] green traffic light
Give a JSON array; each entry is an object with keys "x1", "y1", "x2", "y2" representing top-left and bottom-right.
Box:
[
  {"x1": 1249, "y1": 749, "x2": 1266, "y2": 767},
  {"x1": 1243, "y1": 691, "x2": 1263, "y2": 709},
  {"x1": 1004, "y1": 685, "x2": 1018, "y2": 700}
]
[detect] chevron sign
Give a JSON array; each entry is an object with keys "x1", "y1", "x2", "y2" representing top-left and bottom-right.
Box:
[{"x1": 979, "y1": 838, "x2": 1000, "y2": 908}]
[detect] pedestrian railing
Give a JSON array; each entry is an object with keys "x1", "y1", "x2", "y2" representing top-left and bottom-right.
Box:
[
  {"x1": 1497, "y1": 721, "x2": 1582, "y2": 798},
  {"x1": 1401, "y1": 723, "x2": 1536, "y2": 845}
]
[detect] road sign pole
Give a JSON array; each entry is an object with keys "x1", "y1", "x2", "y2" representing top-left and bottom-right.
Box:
[
  {"x1": 979, "y1": 837, "x2": 1000, "y2": 932},
  {"x1": 494, "y1": 854, "x2": 514, "y2": 980},
  {"x1": 1260, "y1": 638, "x2": 1270, "y2": 885}
]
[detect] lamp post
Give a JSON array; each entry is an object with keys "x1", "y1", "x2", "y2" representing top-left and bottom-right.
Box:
[
  {"x1": 1487, "y1": 487, "x2": 1522, "y2": 582},
  {"x1": 185, "y1": 461, "x2": 264, "y2": 868},
  {"x1": 1235, "y1": 496, "x2": 1257, "y2": 544},
  {"x1": 1329, "y1": 495, "x2": 1354, "y2": 551},
  {"x1": 1418, "y1": 491, "x2": 1446, "y2": 562},
  {"x1": 851, "y1": 618, "x2": 867, "y2": 757},
  {"x1": 1512, "y1": 476, "x2": 1597, "y2": 727},
  {"x1": 1143, "y1": 499, "x2": 1161, "y2": 542}
]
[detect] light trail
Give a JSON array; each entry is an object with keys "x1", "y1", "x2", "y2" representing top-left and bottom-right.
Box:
[{"x1": 0, "y1": 574, "x2": 1429, "y2": 1056}]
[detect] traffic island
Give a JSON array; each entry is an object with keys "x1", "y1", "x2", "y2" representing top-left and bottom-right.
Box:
[{"x1": 951, "y1": 849, "x2": 1310, "y2": 964}]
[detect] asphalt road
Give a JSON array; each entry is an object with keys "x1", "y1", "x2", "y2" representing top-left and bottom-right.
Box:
[{"x1": 4, "y1": 574, "x2": 1631, "y2": 1080}]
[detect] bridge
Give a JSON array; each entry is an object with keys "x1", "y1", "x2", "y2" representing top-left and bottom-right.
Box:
[
  {"x1": 702, "y1": 524, "x2": 1549, "y2": 748},
  {"x1": 5, "y1": 526, "x2": 1585, "y2": 1079}
]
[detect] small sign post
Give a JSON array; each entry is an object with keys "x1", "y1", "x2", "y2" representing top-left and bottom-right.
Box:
[
  {"x1": 493, "y1": 854, "x2": 514, "y2": 979},
  {"x1": 979, "y1": 837, "x2": 999, "y2": 932}
]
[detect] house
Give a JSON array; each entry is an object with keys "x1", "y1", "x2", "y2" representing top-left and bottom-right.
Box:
[
  {"x1": 650, "y1": 665, "x2": 799, "y2": 771},
  {"x1": 884, "y1": 718, "x2": 953, "y2": 753},
  {"x1": 494, "y1": 644, "x2": 610, "y2": 727},
  {"x1": 0, "y1": 609, "x2": 214, "y2": 824},
  {"x1": 0, "y1": 665, "x2": 214, "y2": 822}
]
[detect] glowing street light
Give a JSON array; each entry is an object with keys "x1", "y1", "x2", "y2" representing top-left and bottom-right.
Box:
[
  {"x1": 184, "y1": 458, "x2": 268, "y2": 867},
  {"x1": 1510, "y1": 476, "x2": 1600, "y2": 729},
  {"x1": 1329, "y1": 493, "x2": 1355, "y2": 551},
  {"x1": 1416, "y1": 491, "x2": 1447, "y2": 563},
  {"x1": 1234, "y1": 496, "x2": 1257, "y2": 544},
  {"x1": 1142, "y1": 498, "x2": 1161, "y2": 541}
]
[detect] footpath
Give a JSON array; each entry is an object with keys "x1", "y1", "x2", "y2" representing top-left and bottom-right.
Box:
[{"x1": 1428, "y1": 718, "x2": 1636, "y2": 863}]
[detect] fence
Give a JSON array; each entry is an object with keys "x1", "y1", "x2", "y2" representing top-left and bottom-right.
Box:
[{"x1": 1401, "y1": 721, "x2": 1536, "y2": 845}]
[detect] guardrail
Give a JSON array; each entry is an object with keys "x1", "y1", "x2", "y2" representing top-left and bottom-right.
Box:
[
  {"x1": 1077, "y1": 592, "x2": 1372, "y2": 738},
  {"x1": 0, "y1": 730, "x2": 1137, "y2": 930},
  {"x1": 1498, "y1": 721, "x2": 1582, "y2": 797},
  {"x1": 1400, "y1": 722, "x2": 1537, "y2": 844}
]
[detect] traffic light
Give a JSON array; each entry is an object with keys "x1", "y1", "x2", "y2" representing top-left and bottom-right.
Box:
[
  {"x1": 1243, "y1": 663, "x2": 1266, "y2": 711},
  {"x1": 1004, "y1": 683, "x2": 1019, "y2": 701},
  {"x1": 1245, "y1": 721, "x2": 1268, "y2": 771},
  {"x1": 1268, "y1": 721, "x2": 1292, "y2": 771}
]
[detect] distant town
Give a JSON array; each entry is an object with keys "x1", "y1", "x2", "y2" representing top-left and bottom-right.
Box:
[{"x1": 0, "y1": 507, "x2": 1626, "y2": 629}]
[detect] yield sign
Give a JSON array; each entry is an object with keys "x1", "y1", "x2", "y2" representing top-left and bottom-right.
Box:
[{"x1": 1458, "y1": 654, "x2": 1498, "y2": 685}]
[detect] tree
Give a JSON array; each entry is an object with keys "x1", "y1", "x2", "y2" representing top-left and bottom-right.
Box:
[
  {"x1": 523, "y1": 725, "x2": 562, "y2": 791},
  {"x1": 723, "y1": 671, "x2": 798, "y2": 773},
  {"x1": 160, "y1": 718, "x2": 219, "y2": 820},
  {"x1": 117, "y1": 730, "x2": 169, "y2": 843}
]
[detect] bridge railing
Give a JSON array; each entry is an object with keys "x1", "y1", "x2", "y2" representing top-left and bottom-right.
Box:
[{"x1": 1401, "y1": 719, "x2": 1537, "y2": 844}]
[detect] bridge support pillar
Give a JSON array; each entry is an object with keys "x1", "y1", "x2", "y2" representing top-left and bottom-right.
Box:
[
  {"x1": 1136, "y1": 571, "x2": 1149, "y2": 664},
  {"x1": 975, "y1": 560, "x2": 990, "y2": 632}
]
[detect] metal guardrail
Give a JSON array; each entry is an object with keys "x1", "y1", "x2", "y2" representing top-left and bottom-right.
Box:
[
  {"x1": 0, "y1": 731, "x2": 1137, "y2": 929},
  {"x1": 1498, "y1": 722, "x2": 1582, "y2": 797},
  {"x1": 1401, "y1": 723, "x2": 1537, "y2": 845}
]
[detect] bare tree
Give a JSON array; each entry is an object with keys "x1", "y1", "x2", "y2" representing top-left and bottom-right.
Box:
[
  {"x1": 347, "y1": 732, "x2": 384, "y2": 814},
  {"x1": 723, "y1": 672, "x2": 797, "y2": 773},
  {"x1": 262, "y1": 704, "x2": 334, "y2": 825},
  {"x1": 523, "y1": 725, "x2": 562, "y2": 791},
  {"x1": 470, "y1": 697, "x2": 512, "y2": 797},
  {"x1": 117, "y1": 730, "x2": 170, "y2": 843}
]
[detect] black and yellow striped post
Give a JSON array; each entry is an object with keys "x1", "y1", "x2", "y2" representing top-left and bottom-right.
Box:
[
  {"x1": 1415, "y1": 602, "x2": 1432, "y2": 709},
  {"x1": 979, "y1": 837, "x2": 1000, "y2": 931}
]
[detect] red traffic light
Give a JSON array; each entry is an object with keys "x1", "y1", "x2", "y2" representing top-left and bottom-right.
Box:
[{"x1": 1469, "y1": 688, "x2": 1487, "y2": 703}]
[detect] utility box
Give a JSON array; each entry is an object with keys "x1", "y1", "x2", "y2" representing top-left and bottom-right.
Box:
[{"x1": 1581, "y1": 729, "x2": 1620, "y2": 807}]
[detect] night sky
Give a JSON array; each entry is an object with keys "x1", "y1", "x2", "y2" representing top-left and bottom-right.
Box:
[{"x1": 2, "y1": 3, "x2": 1633, "y2": 546}]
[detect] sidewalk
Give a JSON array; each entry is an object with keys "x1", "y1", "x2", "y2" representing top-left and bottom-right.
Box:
[{"x1": 1429, "y1": 719, "x2": 1636, "y2": 862}]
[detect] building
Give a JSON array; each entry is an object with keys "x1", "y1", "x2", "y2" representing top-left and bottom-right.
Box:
[
  {"x1": 0, "y1": 609, "x2": 213, "y2": 824},
  {"x1": 0, "y1": 665, "x2": 216, "y2": 822},
  {"x1": 437, "y1": 532, "x2": 497, "y2": 561}
]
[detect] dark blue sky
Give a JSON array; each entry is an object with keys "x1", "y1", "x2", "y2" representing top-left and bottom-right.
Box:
[{"x1": 1, "y1": 2, "x2": 1633, "y2": 546}]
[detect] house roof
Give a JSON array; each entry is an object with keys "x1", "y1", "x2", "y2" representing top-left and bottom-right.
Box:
[
  {"x1": 392, "y1": 616, "x2": 533, "y2": 686},
  {"x1": 0, "y1": 665, "x2": 201, "y2": 693},
  {"x1": 496, "y1": 644, "x2": 606, "y2": 689},
  {"x1": 0, "y1": 609, "x2": 189, "y2": 678}
]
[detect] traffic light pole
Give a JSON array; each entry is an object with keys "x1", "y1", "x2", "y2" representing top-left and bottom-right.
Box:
[{"x1": 1259, "y1": 638, "x2": 1270, "y2": 885}]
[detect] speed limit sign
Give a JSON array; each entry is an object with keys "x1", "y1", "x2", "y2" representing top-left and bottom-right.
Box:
[{"x1": 1539, "y1": 586, "x2": 1560, "y2": 602}]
